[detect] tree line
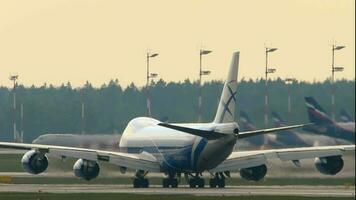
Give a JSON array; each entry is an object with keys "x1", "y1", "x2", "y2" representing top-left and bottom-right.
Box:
[{"x1": 0, "y1": 78, "x2": 354, "y2": 142}]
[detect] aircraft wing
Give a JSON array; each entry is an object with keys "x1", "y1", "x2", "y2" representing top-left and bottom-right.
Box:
[
  {"x1": 210, "y1": 145, "x2": 355, "y2": 172},
  {"x1": 0, "y1": 142, "x2": 161, "y2": 172}
]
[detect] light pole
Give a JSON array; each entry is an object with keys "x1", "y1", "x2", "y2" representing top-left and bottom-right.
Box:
[
  {"x1": 198, "y1": 49, "x2": 212, "y2": 122},
  {"x1": 285, "y1": 78, "x2": 295, "y2": 124},
  {"x1": 20, "y1": 103, "x2": 24, "y2": 142},
  {"x1": 264, "y1": 47, "x2": 277, "y2": 128},
  {"x1": 146, "y1": 52, "x2": 159, "y2": 117},
  {"x1": 10, "y1": 75, "x2": 19, "y2": 142},
  {"x1": 331, "y1": 45, "x2": 345, "y2": 121},
  {"x1": 81, "y1": 89, "x2": 85, "y2": 135}
]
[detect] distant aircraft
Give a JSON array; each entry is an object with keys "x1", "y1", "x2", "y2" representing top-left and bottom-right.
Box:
[
  {"x1": 239, "y1": 110, "x2": 318, "y2": 148},
  {"x1": 32, "y1": 134, "x2": 121, "y2": 150},
  {"x1": 271, "y1": 111, "x2": 310, "y2": 147},
  {"x1": 238, "y1": 110, "x2": 266, "y2": 147},
  {"x1": 0, "y1": 52, "x2": 354, "y2": 189},
  {"x1": 339, "y1": 109, "x2": 354, "y2": 123},
  {"x1": 304, "y1": 97, "x2": 355, "y2": 143}
]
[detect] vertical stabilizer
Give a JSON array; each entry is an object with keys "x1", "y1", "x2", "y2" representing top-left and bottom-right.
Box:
[
  {"x1": 213, "y1": 52, "x2": 239, "y2": 123},
  {"x1": 304, "y1": 97, "x2": 333, "y2": 124},
  {"x1": 340, "y1": 109, "x2": 353, "y2": 122},
  {"x1": 271, "y1": 111, "x2": 286, "y2": 127}
]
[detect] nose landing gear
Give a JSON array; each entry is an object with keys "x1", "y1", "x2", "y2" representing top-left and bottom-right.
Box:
[{"x1": 133, "y1": 170, "x2": 149, "y2": 188}]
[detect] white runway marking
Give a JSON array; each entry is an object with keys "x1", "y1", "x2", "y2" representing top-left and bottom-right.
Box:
[{"x1": 0, "y1": 184, "x2": 354, "y2": 197}]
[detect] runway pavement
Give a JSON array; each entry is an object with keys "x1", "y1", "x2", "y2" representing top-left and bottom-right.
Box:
[{"x1": 0, "y1": 184, "x2": 354, "y2": 197}]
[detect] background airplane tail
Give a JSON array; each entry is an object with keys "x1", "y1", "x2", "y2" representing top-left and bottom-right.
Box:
[
  {"x1": 304, "y1": 96, "x2": 333, "y2": 125},
  {"x1": 239, "y1": 110, "x2": 253, "y2": 124},
  {"x1": 271, "y1": 111, "x2": 286, "y2": 127},
  {"x1": 340, "y1": 109, "x2": 353, "y2": 122},
  {"x1": 213, "y1": 52, "x2": 239, "y2": 124}
]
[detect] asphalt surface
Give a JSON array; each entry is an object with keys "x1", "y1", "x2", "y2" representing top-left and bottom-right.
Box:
[{"x1": 0, "y1": 184, "x2": 354, "y2": 197}]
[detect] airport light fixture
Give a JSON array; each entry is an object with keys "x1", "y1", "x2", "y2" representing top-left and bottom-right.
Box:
[
  {"x1": 285, "y1": 78, "x2": 296, "y2": 124},
  {"x1": 266, "y1": 48, "x2": 278, "y2": 53},
  {"x1": 149, "y1": 73, "x2": 158, "y2": 78},
  {"x1": 267, "y1": 68, "x2": 276, "y2": 74},
  {"x1": 146, "y1": 52, "x2": 159, "y2": 117},
  {"x1": 333, "y1": 46, "x2": 345, "y2": 51},
  {"x1": 264, "y1": 47, "x2": 278, "y2": 128},
  {"x1": 331, "y1": 44, "x2": 346, "y2": 121},
  {"x1": 200, "y1": 70, "x2": 211, "y2": 76},
  {"x1": 9, "y1": 75, "x2": 19, "y2": 142},
  {"x1": 198, "y1": 49, "x2": 212, "y2": 122}
]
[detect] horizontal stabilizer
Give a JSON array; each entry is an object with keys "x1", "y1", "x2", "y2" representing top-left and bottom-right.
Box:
[
  {"x1": 238, "y1": 123, "x2": 313, "y2": 139},
  {"x1": 158, "y1": 123, "x2": 227, "y2": 140}
]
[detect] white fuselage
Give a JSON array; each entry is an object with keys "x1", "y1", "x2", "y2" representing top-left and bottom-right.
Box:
[{"x1": 119, "y1": 117, "x2": 237, "y2": 172}]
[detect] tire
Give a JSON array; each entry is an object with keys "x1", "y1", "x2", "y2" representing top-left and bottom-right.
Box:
[
  {"x1": 171, "y1": 179, "x2": 178, "y2": 188},
  {"x1": 162, "y1": 179, "x2": 169, "y2": 188},
  {"x1": 209, "y1": 179, "x2": 217, "y2": 188},
  {"x1": 198, "y1": 178, "x2": 205, "y2": 188},
  {"x1": 142, "y1": 179, "x2": 149, "y2": 188},
  {"x1": 189, "y1": 179, "x2": 196, "y2": 188},
  {"x1": 133, "y1": 178, "x2": 140, "y2": 188},
  {"x1": 217, "y1": 179, "x2": 225, "y2": 188}
]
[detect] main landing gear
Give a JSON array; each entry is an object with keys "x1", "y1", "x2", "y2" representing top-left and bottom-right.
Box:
[
  {"x1": 162, "y1": 172, "x2": 179, "y2": 188},
  {"x1": 209, "y1": 172, "x2": 228, "y2": 188},
  {"x1": 133, "y1": 170, "x2": 149, "y2": 188},
  {"x1": 188, "y1": 173, "x2": 205, "y2": 188}
]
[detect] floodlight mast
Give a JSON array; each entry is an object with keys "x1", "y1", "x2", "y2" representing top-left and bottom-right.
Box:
[
  {"x1": 285, "y1": 78, "x2": 295, "y2": 124},
  {"x1": 264, "y1": 47, "x2": 277, "y2": 128},
  {"x1": 10, "y1": 75, "x2": 19, "y2": 142},
  {"x1": 146, "y1": 52, "x2": 159, "y2": 117},
  {"x1": 331, "y1": 44, "x2": 346, "y2": 121},
  {"x1": 198, "y1": 49, "x2": 212, "y2": 122},
  {"x1": 81, "y1": 89, "x2": 85, "y2": 135}
]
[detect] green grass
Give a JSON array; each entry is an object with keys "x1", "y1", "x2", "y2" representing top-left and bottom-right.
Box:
[{"x1": 0, "y1": 193, "x2": 353, "y2": 200}]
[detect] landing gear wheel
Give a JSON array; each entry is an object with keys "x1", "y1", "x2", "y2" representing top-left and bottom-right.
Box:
[
  {"x1": 197, "y1": 178, "x2": 205, "y2": 188},
  {"x1": 217, "y1": 179, "x2": 225, "y2": 188},
  {"x1": 209, "y1": 177, "x2": 225, "y2": 188},
  {"x1": 171, "y1": 178, "x2": 178, "y2": 188},
  {"x1": 133, "y1": 178, "x2": 149, "y2": 188},
  {"x1": 209, "y1": 178, "x2": 217, "y2": 188},
  {"x1": 162, "y1": 178, "x2": 178, "y2": 188},
  {"x1": 189, "y1": 177, "x2": 205, "y2": 188}
]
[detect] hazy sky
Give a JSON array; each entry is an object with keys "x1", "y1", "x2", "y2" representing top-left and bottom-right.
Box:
[{"x1": 0, "y1": 0, "x2": 354, "y2": 88}]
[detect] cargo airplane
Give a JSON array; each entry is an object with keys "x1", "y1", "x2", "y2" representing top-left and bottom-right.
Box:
[{"x1": 0, "y1": 52, "x2": 354, "y2": 188}]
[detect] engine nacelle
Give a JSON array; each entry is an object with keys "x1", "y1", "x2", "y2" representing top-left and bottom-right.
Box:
[
  {"x1": 73, "y1": 159, "x2": 100, "y2": 181},
  {"x1": 240, "y1": 164, "x2": 267, "y2": 181},
  {"x1": 21, "y1": 150, "x2": 48, "y2": 175},
  {"x1": 314, "y1": 156, "x2": 344, "y2": 175}
]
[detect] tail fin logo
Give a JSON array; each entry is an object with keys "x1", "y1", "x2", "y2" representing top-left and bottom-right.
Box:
[
  {"x1": 218, "y1": 81, "x2": 237, "y2": 122},
  {"x1": 213, "y1": 52, "x2": 239, "y2": 124},
  {"x1": 304, "y1": 97, "x2": 333, "y2": 124}
]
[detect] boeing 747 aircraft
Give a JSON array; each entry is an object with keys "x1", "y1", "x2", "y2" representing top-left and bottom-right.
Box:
[{"x1": 0, "y1": 52, "x2": 354, "y2": 188}]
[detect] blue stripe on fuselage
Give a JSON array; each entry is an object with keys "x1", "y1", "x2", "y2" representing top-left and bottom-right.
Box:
[{"x1": 193, "y1": 138, "x2": 208, "y2": 170}]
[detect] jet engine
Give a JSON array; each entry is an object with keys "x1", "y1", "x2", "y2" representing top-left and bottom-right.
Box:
[
  {"x1": 73, "y1": 159, "x2": 100, "y2": 181},
  {"x1": 314, "y1": 156, "x2": 344, "y2": 175},
  {"x1": 21, "y1": 150, "x2": 49, "y2": 174},
  {"x1": 240, "y1": 164, "x2": 267, "y2": 181}
]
